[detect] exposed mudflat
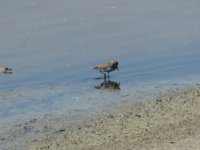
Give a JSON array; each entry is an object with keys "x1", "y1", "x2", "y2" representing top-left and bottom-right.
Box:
[{"x1": 29, "y1": 86, "x2": 200, "y2": 150}]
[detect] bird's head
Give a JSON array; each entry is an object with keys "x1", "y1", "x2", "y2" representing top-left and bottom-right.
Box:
[{"x1": 111, "y1": 60, "x2": 119, "y2": 71}]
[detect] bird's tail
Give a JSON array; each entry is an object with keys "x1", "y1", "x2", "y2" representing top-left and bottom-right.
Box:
[{"x1": 92, "y1": 66, "x2": 98, "y2": 70}]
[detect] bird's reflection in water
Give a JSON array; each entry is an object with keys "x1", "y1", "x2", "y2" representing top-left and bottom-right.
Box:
[{"x1": 95, "y1": 79, "x2": 120, "y2": 91}]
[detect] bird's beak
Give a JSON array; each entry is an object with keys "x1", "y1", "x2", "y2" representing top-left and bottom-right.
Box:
[{"x1": 117, "y1": 66, "x2": 119, "y2": 71}]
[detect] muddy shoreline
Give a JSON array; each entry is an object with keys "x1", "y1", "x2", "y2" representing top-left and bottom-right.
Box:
[{"x1": 28, "y1": 86, "x2": 200, "y2": 150}]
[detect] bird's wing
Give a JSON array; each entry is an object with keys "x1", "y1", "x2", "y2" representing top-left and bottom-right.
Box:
[{"x1": 95, "y1": 63, "x2": 111, "y2": 70}]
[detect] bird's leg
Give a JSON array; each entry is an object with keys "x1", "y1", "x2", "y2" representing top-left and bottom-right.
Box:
[
  {"x1": 100, "y1": 71, "x2": 106, "y2": 79},
  {"x1": 107, "y1": 72, "x2": 110, "y2": 79}
]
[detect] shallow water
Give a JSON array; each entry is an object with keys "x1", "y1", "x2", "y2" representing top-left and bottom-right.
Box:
[{"x1": 0, "y1": 0, "x2": 200, "y2": 149}]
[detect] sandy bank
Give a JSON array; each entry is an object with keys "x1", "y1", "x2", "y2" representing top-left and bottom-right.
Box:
[{"x1": 29, "y1": 86, "x2": 200, "y2": 150}]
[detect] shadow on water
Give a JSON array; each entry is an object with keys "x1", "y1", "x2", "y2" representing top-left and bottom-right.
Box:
[{"x1": 94, "y1": 78, "x2": 120, "y2": 91}]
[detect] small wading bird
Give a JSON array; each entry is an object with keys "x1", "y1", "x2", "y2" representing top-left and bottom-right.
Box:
[
  {"x1": 93, "y1": 60, "x2": 119, "y2": 79},
  {"x1": 0, "y1": 66, "x2": 12, "y2": 74}
]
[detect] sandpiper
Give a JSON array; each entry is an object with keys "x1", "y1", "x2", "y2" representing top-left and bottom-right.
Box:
[
  {"x1": 0, "y1": 66, "x2": 12, "y2": 74},
  {"x1": 93, "y1": 60, "x2": 119, "y2": 79}
]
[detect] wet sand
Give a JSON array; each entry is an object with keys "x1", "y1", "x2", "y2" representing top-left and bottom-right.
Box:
[{"x1": 29, "y1": 86, "x2": 200, "y2": 150}]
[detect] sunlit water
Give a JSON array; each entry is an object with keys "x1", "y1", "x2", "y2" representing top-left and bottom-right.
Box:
[{"x1": 0, "y1": 0, "x2": 200, "y2": 148}]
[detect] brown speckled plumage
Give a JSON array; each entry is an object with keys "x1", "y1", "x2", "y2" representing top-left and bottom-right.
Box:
[{"x1": 93, "y1": 60, "x2": 119, "y2": 78}]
